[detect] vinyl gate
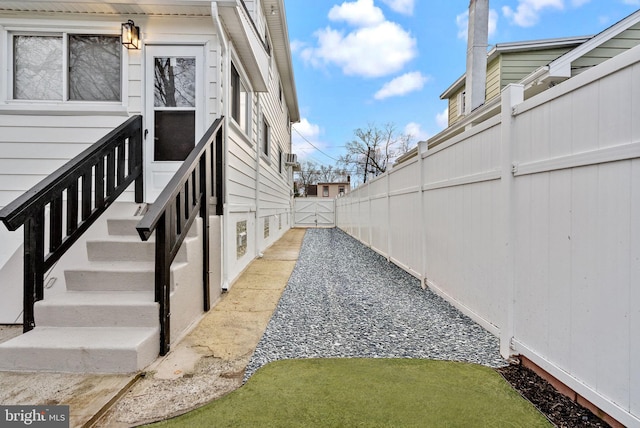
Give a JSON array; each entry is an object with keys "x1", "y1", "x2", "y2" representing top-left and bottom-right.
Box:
[{"x1": 294, "y1": 197, "x2": 335, "y2": 227}]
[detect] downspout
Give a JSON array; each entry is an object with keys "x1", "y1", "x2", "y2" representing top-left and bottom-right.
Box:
[
  {"x1": 255, "y1": 94, "x2": 262, "y2": 258},
  {"x1": 211, "y1": 2, "x2": 231, "y2": 289}
]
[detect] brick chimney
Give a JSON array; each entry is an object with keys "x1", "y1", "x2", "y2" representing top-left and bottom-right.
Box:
[{"x1": 465, "y1": 0, "x2": 489, "y2": 114}]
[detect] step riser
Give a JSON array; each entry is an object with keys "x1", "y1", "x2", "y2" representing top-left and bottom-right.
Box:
[
  {"x1": 65, "y1": 268, "x2": 179, "y2": 292},
  {"x1": 107, "y1": 218, "x2": 143, "y2": 237},
  {"x1": 0, "y1": 329, "x2": 159, "y2": 373},
  {"x1": 35, "y1": 303, "x2": 158, "y2": 328},
  {"x1": 65, "y1": 270, "x2": 155, "y2": 292},
  {"x1": 86, "y1": 240, "x2": 190, "y2": 263},
  {"x1": 108, "y1": 218, "x2": 198, "y2": 238}
]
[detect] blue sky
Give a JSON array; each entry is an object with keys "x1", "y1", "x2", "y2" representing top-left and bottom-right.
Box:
[{"x1": 286, "y1": 0, "x2": 640, "y2": 166}]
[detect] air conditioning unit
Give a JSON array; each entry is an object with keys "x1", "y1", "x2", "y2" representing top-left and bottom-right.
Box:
[{"x1": 284, "y1": 153, "x2": 298, "y2": 165}]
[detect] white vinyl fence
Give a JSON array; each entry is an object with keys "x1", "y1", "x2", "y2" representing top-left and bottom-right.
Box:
[{"x1": 336, "y1": 44, "x2": 640, "y2": 427}]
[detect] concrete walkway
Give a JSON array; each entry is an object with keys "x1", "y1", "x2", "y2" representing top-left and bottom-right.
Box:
[{"x1": 0, "y1": 228, "x2": 306, "y2": 427}]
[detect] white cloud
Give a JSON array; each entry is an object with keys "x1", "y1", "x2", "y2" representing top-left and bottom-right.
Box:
[
  {"x1": 436, "y1": 107, "x2": 449, "y2": 129},
  {"x1": 328, "y1": 0, "x2": 385, "y2": 27},
  {"x1": 404, "y1": 122, "x2": 429, "y2": 142},
  {"x1": 292, "y1": 118, "x2": 325, "y2": 160},
  {"x1": 290, "y1": 40, "x2": 306, "y2": 54},
  {"x1": 301, "y1": 21, "x2": 417, "y2": 78},
  {"x1": 380, "y1": 0, "x2": 415, "y2": 15},
  {"x1": 374, "y1": 71, "x2": 429, "y2": 100},
  {"x1": 502, "y1": 0, "x2": 564, "y2": 28},
  {"x1": 456, "y1": 9, "x2": 499, "y2": 40}
]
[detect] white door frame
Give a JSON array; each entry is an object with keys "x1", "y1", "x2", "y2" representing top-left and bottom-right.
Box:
[{"x1": 144, "y1": 44, "x2": 206, "y2": 202}]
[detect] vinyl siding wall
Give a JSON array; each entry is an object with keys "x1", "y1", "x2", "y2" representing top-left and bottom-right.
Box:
[
  {"x1": 500, "y1": 47, "x2": 574, "y2": 86},
  {"x1": 448, "y1": 86, "x2": 465, "y2": 127},
  {"x1": 0, "y1": 15, "x2": 220, "y2": 211},
  {"x1": 485, "y1": 57, "x2": 501, "y2": 101},
  {"x1": 572, "y1": 22, "x2": 640, "y2": 73},
  {"x1": 224, "y1": 1, "x2": 293, "y2": 284}
]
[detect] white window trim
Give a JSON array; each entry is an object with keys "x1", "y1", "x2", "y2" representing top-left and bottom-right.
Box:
[
  {"x1": 229, "y1": 57, "x2": 253, "y2": 141},
  {"x1": 457, "y1": 91, "x2": 466, "y2": 117},
  {"x1": 2, "y1": 25, "x2": 128, "y2": 114},
  {"x1": 260, "y1": 114, "x2": 271, "y2": 162}
]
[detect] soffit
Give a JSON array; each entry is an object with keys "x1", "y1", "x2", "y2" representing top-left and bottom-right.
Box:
[
  {"x1": 263, "y1": 0, "x2": 299, "y2": 122},
  {"x1": 0, "y1": 1, "x2": 213, "y2": 16}
]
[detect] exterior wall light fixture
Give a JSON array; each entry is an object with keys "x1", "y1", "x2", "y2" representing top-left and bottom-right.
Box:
[{"x1": 121, "y1": 20, "x2": 140, "y2": 49}]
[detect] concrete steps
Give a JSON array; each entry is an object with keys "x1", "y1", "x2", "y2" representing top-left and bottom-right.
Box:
[
  {"x1": 0, "y1": 327, "x2": 159, "y2": 373},
  {"x1": 34, "y1": 291, "x2": 157, "y2": 327},
  {"x1": 64, "y1": 261, "x2": 186, "y2": 292},
  {"x1": 0, "y1": 203, "x2": 199, "y2": 374}
]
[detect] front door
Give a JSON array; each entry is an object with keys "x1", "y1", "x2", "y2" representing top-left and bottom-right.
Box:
[{"x1": 144, "y1": 45, "x2": 204, "y2": 201}]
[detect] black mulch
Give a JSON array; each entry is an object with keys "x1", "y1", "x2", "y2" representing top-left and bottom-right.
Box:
[{"x1": 497, "y1": 364, "x2": 611, "y2": 428}]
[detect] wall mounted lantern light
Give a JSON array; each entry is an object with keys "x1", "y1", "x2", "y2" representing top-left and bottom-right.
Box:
[{"x1": 121, "y1": 20, "x2": 140, "y2": 49}]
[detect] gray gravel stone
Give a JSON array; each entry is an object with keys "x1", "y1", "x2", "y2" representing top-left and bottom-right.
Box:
[{"x1": 245, "y1": 228, "x2": 506, "y2": 381}]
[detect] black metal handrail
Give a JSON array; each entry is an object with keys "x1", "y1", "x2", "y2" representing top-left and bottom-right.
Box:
[
  {"x1": 0, "y1": 115, "x2": 144, "y2": 332},
  {"x1": 136, "y1": 116, "x2": 224, "y2": 355}
]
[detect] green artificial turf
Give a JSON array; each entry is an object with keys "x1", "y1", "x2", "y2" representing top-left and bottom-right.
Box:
[{"x1": 150, "y1": 358, "x2": 551, "y2": 428}]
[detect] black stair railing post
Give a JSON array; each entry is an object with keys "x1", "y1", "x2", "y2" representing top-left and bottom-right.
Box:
[
  {"x1": 200, "y1": 147, "x2": 211, "y2": 312},
  {"x1": 22, "y1": 210, "x2": 44, "y2": 333},
  {"x1": 131, "y1": 125, "x2": 144, "y2": 203},
  {"x1": 155, "y1": 211, "x2": 171, "y2": 356},
  {"x1": 215, "y1": 126, "x2": 224, "y2": 216}
]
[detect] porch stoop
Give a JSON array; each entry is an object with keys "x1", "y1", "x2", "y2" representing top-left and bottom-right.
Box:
[{"x1": 0, "y1": 205, "x2": 201, "y2": 374}]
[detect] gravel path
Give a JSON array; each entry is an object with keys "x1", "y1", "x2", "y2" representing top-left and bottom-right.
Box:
[{"x1": 245, "y1": 228, "x2": 506, "y2": 380}]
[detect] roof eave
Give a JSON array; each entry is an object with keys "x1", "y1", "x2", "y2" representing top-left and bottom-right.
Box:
[{"x1": 264, "y1": 0, "x2": 299, "y2": 122}]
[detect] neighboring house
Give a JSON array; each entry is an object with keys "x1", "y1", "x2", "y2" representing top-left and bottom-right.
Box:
[
  {"x1": 317, "y1": 182, "x2": 350, "y2": 198},
  {"x1": 434, "y1": 8, "x2": 640, "y2": 147},
  {"x1": 441, "y1": 35, "x2": 589, "y2": 127},
  {"x1": 0, "y1": 0, "x2": 299, "y2": 373},
  {"x1": 299, "y1": 181, "x2": 350, "y2": 198}
]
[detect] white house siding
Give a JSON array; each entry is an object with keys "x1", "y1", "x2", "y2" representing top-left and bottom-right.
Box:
[
  {"x1": 336, "y1": 43, "x2": 640, "y2": 427},
  {"x1": 256, "y1": 51, "x2": 293, "y2": 251},
  {"x1": 223, "y1": 2, "x2": 294, "y2": 286}
]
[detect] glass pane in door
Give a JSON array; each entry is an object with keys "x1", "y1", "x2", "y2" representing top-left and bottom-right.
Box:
[
  {"x1": 153, "y1": 56, "x2": 196, "y2": 161},
  {"x1": 154, "y1": 111, "x2": 195, "y2": 161},
  {"x1": 154, "y1": 57, "x2": 196, "y2": 107}
]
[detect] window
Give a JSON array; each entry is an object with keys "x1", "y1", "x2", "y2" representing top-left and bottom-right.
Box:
[
  {"x1": 261, "y1": 115, "x2": 270, "y2": 158},
  {"x1": 323, "y1": 186, "x2": 329, "y2": 197},
  {"x1": 264, "y1": 217, "x2": 270, "y2": 239},
  {"x1": 230, "y1": 63, "x2": 250, "y2": 135},
  {"x1": 13, "y1": 34, "x2": 121, "y2": 101},
  {"x1": 457, "y1": 91, "x2": 466, "y2": 117},
  {"x1": 264, "y1": 26, "x2": 271, "y2": 56},
  {"x1": 338, "y1": 186, "x2": 345, "y2": 196}
]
